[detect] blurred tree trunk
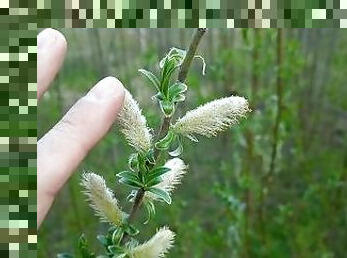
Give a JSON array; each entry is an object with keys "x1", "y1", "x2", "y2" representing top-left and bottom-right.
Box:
[
  {"x1": 242, "y1": 29, "x2": 261, "y2": 258},
  {"x1": 259, "y1": 29, "x2": 285, "y2": 252},
  {"x1": 179, "y1": 29, "x2": 186, "y2": 48},
  {"x1": 119, "y1": 30, "x2": 129, "y2": 76},
  {"x1": 307, "y1": 30, "x2": 338, "y2": 148},
  {"x1": 251, "y1": 29, "x2": 260, "y2": 105},
  {"x1": 208, "y1": 29, "x2": 214, "y2": 63},
  {"x1": 165, "y1": 29, "x2": 171, "y2": 51},
  {"x1": 157, "y1": 29, "x2": 165, "y2": 58},
  {"x1": 136, "y1": 29, "x2": 142, "y2": 52},
  {"x1": 90, "y1": 30, "x2": 108, "y2": 78}
]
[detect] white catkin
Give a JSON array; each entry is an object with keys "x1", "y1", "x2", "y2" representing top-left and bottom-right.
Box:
[
  {"x1": 146, "y1": 158, "x2": 187, "y2": 201},
  {"x1": 118, "y1": 90, "x2": 152, "y2": 153},
  {"x1": 81, "y1": 172, "x2": 123, "y2": 226},
  {"x1": 171, "y1": 96, "x2": 250, "y2": 140},
  {"x1": 129, "y1": 227, "x2": 175, "y2": 258}
]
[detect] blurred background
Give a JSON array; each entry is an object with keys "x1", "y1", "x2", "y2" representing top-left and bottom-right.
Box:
[{"x1": 38, "y1": 29, "x2": 347, "y2": 258}]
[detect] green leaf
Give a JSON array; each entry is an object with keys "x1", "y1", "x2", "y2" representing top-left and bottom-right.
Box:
[
  {"x1": 172, "y1": 93, "x2": 186, "y2": 103},
  {"x1": 154, "y1": 92, "x2": 164, "y2": 101},
  {"x1": 126, "y1": 190, "x2": 137, "y2": 202},
  {"x1": 163, "y1": 67, "x2": 178, "y2": 94},
  {"x1": 143, "y1": 200, "x2": 156, "y2": 224},
  {"x1": 111, "y1": 227, "x2": 124, "y2": 245},
  {"x1": 148, "y1": 187, "x2": 172, "y2": 204},
  {"x1": 145, "y1": 176, "x2": 163, "y2": 188},
  {"x1": 118, "y1": 177, "x2": 143, "y2": 188},
  {"x1": 146, "y1": 166, "x2": 171, "y2": 183},
  {"x1": 168, "y1": 142, "x2": 183, "y2": 157},
  {"x1": 161, "y1": 57, "x2": 180, "y2": 96},
  {"x1": 116, "y1": 171, "x2": 139, "y2": 182},
  {"x1": 78, "y1": 234, "x2": 87, "y2": 247},
  {"x1": 168, "y1": 82, "x2": 187, "y2": 101},
  {"x1": 128, "y1": 153, "x2": 139, "y2": 171},
  {"x1": 145, "y1": 149, "x2": 155, "y2": 164},
  {"x1": 159, "y1": 100, "x2": 175, "y2": 117},
  {"x1": 57, "y1": 254, "x2": 74, "y2": 258},
  {"x1": 138, "y1": 69, "x2": 160, "y2": 91},
  {"x1": 168, "y1": 135, "x2": 183, "y2": 157},
  {"x1": 96, "y1": 235, "x2": 108, "y2": 247},
  {"x1": 159, "y1": 48, "x2": 186, "y2": 68},
  {"x1": 78, "y1": 234, "x2": 95, "y2": 258},
  {"x1": 155, "y1": 131, "x2": 176, "y2": 150},
  {"x1": 123, "y1": 224, "x2": 139, "y2": 236},
  {"x1": 107, "y1": 245, "x2": 126, "y2": 257}
]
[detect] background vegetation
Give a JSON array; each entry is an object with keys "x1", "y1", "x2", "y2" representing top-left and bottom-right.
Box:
[{"x1": 38, "y1": 29, "x2": 347, "y2": 258}]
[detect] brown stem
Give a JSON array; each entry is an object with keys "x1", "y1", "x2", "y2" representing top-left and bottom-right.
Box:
[
  {"x1": 259, "y1": 28, "x2": 284, "y2": 250},
  {"x1": 120, "y1": 28, "x2": 207, "y2": 245},
  {"x1": 178, "y1": 28, "x2": 207, "y2": 82},
  {"x1": 268, "y1": 29, "x2": 284, "y2": 182},
  {"x1": 243, "y1": 29, "x2": 261, "y2": 258}
]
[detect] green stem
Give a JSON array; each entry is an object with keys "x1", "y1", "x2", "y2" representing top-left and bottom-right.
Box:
[{"x1": 120, "y1": 28, "x2": 207, "y2": 245}]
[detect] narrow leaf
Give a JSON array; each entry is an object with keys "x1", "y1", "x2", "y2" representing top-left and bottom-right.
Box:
[
  {"x1": 146, "y1": 166, "x2": 171, "y2": 183},
  {"x1": 159, "y1": 100, "x2": 175, "y2": 117},
  {"x1": 148, "y1": 187, "x2": 172, "y2": 204},
  {"x1": 118, "y1": 177, "x2": 143, "y2": 188},
  {"x1": 128, "y1": 153, "x2": 139, "y2": 171},
  {"x1": 143, "y1": 200, "x2": 156, "y2": 224},
  {"x1": 116, "y1": 171, "x2": 139, "y2": 182},
  {"x1": 57, "y1": 254, "x2": 74, "y2": 258},
  {"x1": 123, "y1": 224, "x2": 140, "y2": 236},
  {"x1": 168, "y1": 143, "x2": 183, "y2": 157},
  {"x1": 107, "y1": 245, "x2": 126, "y2": 256},
  {"x1": 139, "y1": 69, "x2": 160, "y2": 91},
  {"x1": 172, "y1": 93, "x2": 186, "y2": 103},
  {"x1": 112, "y1": 227, "x2": 124, "y2": 245},
  {"x1": 169, "y1": 82, "x2": 187, "y2": 100},
  {"x1": 96, "y1": 235, "x2": 108, "y2": 247},
  {"x1": 145, "y1": 176, "x2": 163, "y2": 188},
  {"x1": 155, "y1": 131, "x2": 176, "y2": 150}
]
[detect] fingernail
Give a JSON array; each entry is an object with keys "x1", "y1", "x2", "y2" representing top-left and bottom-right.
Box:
[
  {"x1": 37, "y1": 29, "x2": 58, "y2": 50},
  {"x1": 89, "y1": 76, "x2": 125, "y2": 100}
]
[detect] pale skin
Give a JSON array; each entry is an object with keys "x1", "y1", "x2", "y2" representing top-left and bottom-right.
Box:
[{"x1": 37, "y1": 29, "x2": 125, "y2": 228}]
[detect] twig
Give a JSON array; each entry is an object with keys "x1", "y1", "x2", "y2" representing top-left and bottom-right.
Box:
[
  {"x1": 120, "y1": 28, "x2": 207, "y2": 244},
  {"x1": 268, "y1": 28, "x2": 284, "y2": 182},
  {"x1": 259, "y1": 28, "x2": 284, "y2": 249},
  {"x1": 156, "y1": 28, "x2": 207, "y2": 146}
]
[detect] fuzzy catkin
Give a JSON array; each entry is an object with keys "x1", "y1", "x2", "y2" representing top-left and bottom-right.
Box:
[
  {"x1": 129, "y1": 227, "x2": 175, "y2": 258},
  {"x1": 171, "y1": 96, "x2": 250, "y2": 140},
  {"x1": 155, "y1": 158, "x2": 187, "y2": 193},
  {"x1": 146, "y1": 158, "x2": 187, "y2": 201},
  {"x1": 118, "y1": 90, "x2": 152, "y2": 153},
  {"x1": 81, "y1": 172, "x2": 123, "y2": 226}
]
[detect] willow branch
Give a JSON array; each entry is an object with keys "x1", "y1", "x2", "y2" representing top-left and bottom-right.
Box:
[
  {"x1": 120, "y1": 28, "x2": 207, "y2": 244},
  {"x1": 156, "y1": 28, "x2": 207, "y2": 146}
]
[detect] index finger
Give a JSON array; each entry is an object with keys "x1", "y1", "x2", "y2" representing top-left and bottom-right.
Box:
[{"x1": 37, "y1": 28, "x2": 67, "y2": 100}]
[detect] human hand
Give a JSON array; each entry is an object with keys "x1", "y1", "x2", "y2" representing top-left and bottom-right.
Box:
[{"x1": 37, "y1": 29, "x2": 125, "y2": 228}]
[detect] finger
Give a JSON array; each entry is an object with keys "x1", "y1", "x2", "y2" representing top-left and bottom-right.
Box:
[
  {"x1": 37, "y1": 28, "x2": 67, "y2": 100},
  {"x1": 37, "y1": 76, "x2": 125, "y2": 227}
]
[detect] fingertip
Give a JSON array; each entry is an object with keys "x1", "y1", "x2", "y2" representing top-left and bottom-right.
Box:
[
  {"x1": 55, "y1": 29, "x2": 67, "y2": 54},
  {"x1": 38, "y1": 28, "x2": 67, "y2": 53},
  {"x1": 89, "y1": 76, "x2": 125, "y2": 104},
  {"x1": 37, "y1": 29, "x2": 67, "y2": 100}
]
